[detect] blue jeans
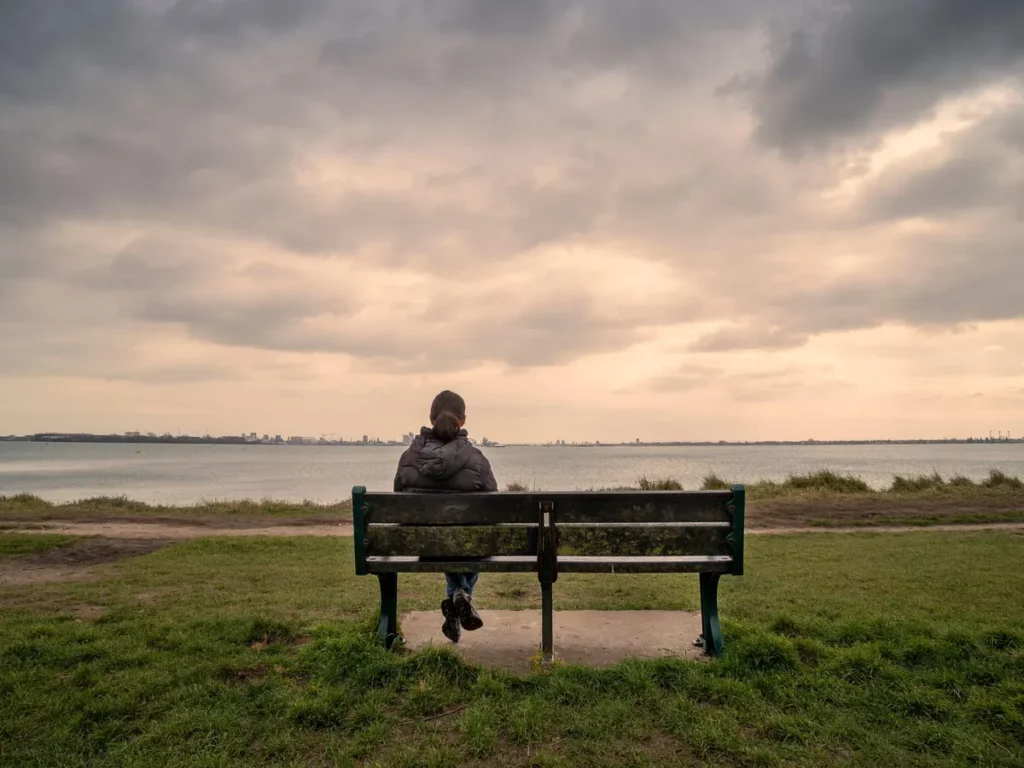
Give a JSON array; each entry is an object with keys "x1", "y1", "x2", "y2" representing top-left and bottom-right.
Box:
[{"x1": 445, "y1": 572, "x2": 479, "y2": 598}]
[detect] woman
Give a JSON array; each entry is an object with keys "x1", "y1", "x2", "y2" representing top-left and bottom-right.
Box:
[{"x1": 393, "y1": 390, "x2": 498, "y2": 643}]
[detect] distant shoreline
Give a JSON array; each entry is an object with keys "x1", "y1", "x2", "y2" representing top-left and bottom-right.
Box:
[{"x1": 1, "y1": 435, "x2": 1020, "y2": 447}]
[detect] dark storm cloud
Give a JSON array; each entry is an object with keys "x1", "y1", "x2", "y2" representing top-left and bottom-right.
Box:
[
  {"x1": 0, "y1": 0, "x2": 770, "y2": 256},
  {"x1": 166, "y1": 0, "x2": 328, "y2": 36},
  {"x1": 855, "y1": 108, "x2": 1024, "y2": 222},
  {"x1": 702, "y1": 221, "x2": 1024, "y2": 353},
  {"x1": 751, "y1": 0, "x2": 1024, "y2": 150}
]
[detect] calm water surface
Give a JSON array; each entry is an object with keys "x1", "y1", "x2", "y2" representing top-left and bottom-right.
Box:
[{"x1": 1, "y1": 442, "x2": 1022, "y2": 505}]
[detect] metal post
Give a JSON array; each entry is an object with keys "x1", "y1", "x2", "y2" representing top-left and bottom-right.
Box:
[
  {"x1": 376, "y1": 572, "x2": 399, "y2": 649},
  {"x1": 699, "y1": 571, "x2": 723, "y2": 656},
  {"x1": 541, "y1": 581, "x2": 554, "y2": 664},
  {"x1": 538, "y1": 500, "x2": 556, "y2": 666}
]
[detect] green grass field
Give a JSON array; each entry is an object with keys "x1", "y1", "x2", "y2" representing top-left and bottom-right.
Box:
[
  {"x1": 2, "y1": 530, "x2": 1023, "y2": 766},
  {"x1": 0, "y1": 532, "x2": 78, "y2": 561}
]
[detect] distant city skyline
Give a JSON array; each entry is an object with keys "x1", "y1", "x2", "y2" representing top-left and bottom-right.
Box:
[{"x1": 4, "y1": 429, "x2": 1020, "y2": 447}]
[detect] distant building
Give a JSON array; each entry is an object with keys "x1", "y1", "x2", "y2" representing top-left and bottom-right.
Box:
[
  {"x1": 125, "y1": 431, "x2": 140, "y2": 438},
  {"x1": 402, "y1": 432, "x2": 415, "y2": 445},
  {"x1": 288, "y1": 436, "x2": 303, "y2": 445},
  {"x1": 362, "y1": 435, "x2": 368, "y2": 444}
]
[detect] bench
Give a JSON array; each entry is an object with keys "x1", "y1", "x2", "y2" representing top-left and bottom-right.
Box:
[{"x1": 352, "y1": 485, "x2": 745, "y2": 661}]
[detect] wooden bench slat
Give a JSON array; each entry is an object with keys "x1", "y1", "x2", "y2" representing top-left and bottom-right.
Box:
[
  {"x1": 555, "y1": 521, "x2": 730, "y2": 528},
  {"x1": 549, "y1": 492, "x2": 733, "y2": 524},
  {"x1": 558, "y1": 555, "x2": 732, "y2": 574},
  {"x1": 363, "y1": 493, "x2": 537, "y2": 524},
  {"x1": 365, "y1": 555, "x2": 537, "y2": 573},
  {"x1": 365, "y1": 525, "x2": 538, "y2": 558},
  {"x1": 362, "y1": 491, "x2": 734, "y2": 525},
  {"x1": 557, "y1": 525, "x2": 731, "y2": 557}
]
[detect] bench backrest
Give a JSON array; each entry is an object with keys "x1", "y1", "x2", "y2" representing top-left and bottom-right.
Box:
[{"x1": 353, "y1": 487, "x2": 745, "y2": 577}]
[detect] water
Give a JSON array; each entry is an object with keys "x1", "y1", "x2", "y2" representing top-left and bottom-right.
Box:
[{"x1": 1, "y1": 442, "x2": 1022, "y2": 505}]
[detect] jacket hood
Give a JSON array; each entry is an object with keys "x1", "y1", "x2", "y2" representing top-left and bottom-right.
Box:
[{"x1": 408, "y1": 426, "x2": 473, "y2": 480}]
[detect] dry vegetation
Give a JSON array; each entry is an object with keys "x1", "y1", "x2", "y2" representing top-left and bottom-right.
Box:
[
  {"x1": 0, "y1": 493, "x2": 351, "y2": 522},
  {"x1": 2, "y1": 470, "x2": 1022, "y2": 530}
]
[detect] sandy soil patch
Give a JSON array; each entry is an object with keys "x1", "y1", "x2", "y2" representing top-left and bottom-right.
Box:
[
  {"x1": 400, "y1": 609, "x2": 706, "y2": 671},
  {"x1": 0, "y1": 537, "x2": 172, "y2": 586}
]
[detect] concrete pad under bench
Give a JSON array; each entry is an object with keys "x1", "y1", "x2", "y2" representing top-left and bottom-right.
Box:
[{"x1": 400, "y1": 609, "x2": 705, "y2": 672}]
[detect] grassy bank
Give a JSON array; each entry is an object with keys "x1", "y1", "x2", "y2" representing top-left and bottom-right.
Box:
[
  {"x1": 1, "y1": 530, "x2": 1023, "y2": 766},
  {"x1": 2, "y1": 469, "x2": 1022, "y2": 529},
  {"x1": 0, "y1": 493, "x2": 352, "y2": 521}
]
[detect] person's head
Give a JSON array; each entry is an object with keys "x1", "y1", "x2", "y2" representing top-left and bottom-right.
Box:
[{"x1": 429, "y1": 390, "x2": 467, "y2": 443}]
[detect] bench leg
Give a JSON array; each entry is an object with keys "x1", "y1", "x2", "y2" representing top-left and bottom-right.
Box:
[
  {"x1": 699, "y1": 572, "x2": 723, "y2": 657},
  {"x1": 541, "y1": 581, "x2": 554, "y2": 665},
  {"x1": 376, "y1": 573, "x2": 399, "y2": 650}
]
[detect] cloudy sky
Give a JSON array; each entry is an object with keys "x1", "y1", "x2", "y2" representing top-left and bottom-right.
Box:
[{"x1": 2, "y1": 0, "x2": 1022, "y2": 443}]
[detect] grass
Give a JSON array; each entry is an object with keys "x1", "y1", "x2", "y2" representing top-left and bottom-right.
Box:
[
  {"x1": 2, "y1": 531, "x2": 1024, "y2": 765},
  {"x1": 0, "y1": 494, "x2": 352, "y2": 520},
  {"x1": 807, "y1": 510, "x2": 1024, "y2": 528},
  {"x1": 0, "y1": 532, "x2": 79, "y2": 561}
]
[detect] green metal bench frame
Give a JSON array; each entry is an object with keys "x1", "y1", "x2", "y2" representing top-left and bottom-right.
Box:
[{"x1": 352, "y1": 485, "x2": 745, "y2": 661}]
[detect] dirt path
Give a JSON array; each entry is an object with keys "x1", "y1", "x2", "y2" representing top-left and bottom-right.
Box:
[{"x1": 3, "y1": 519, "x2": 1023, "y2": 540}]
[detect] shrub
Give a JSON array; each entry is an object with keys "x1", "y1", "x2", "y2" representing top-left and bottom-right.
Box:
[
  {"x1": 947, "y1": 474, "x2": 976, "y2": 487},
  {"x1": 635, "y1": 476, "x2": 683, "y2": 491},
  {"x1": 505, "y1": 481, "x2": 530, "y2": 492},
  {"x1": 0, "y1": 493, "x2": 53, "y2": 507},
  {"x1": 783, "y1": 471, "x2": 870, "y2": 493},
  {"x1": 72, "y1": 495, "x2": 151, "y2": 512},
  {"x1": 701, "y1": 473, "x2": 731, "y2": 491},
  {"x1": 981, "y1": 470, "x2": 1023, "y2": 489},
  {"x1": 890, "y1": 472, "x2": 945, "y2": 492}
]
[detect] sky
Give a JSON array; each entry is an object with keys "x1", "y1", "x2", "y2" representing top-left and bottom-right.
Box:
[{"x1": 1, "y1": 0, "x2": 1023, "y2": 443}]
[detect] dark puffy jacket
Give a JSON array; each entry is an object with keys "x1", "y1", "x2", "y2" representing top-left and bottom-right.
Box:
[{"x1": 393, "y1": 427, "x2": 498, "y2": 493}]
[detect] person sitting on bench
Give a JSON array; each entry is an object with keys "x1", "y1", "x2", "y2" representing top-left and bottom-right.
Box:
[{"x1": 393, "y1": 389, "x2": 498, "y2": 642}]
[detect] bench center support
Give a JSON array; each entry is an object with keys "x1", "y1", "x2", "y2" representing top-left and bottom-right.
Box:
[{"x1": 538, "y1": 500, "x2": 557, "y2": 665}]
